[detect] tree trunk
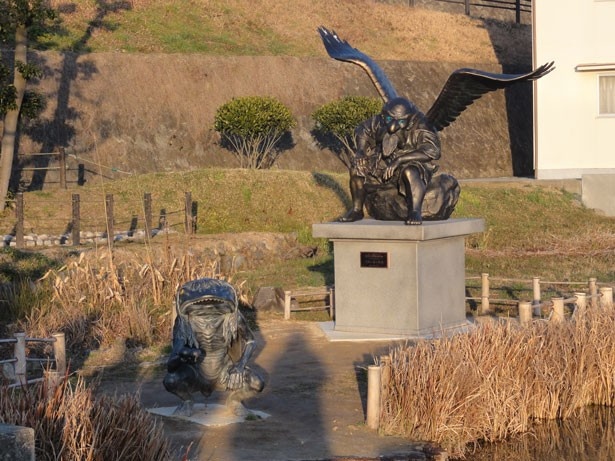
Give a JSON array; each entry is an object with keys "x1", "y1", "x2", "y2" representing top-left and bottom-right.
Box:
[{"x1": 0, "y1": 24, "x2": 28, "y2": 211}]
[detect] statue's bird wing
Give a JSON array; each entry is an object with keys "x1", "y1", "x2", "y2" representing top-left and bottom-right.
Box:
[
  {"x1": 318, "y1": 26, "x2": 398, "y2": 102},
  {"x1": 426, "y1": 62, "x2": 555, "y2": 132}
]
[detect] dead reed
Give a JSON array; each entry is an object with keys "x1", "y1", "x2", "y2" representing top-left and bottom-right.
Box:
[
  {"x1": 0, "y1": 376, "x2": 170, "y2": 460},
  {"x1": 0, "y1": 239, "x2": 239, "y2": 459},
  {"x1": 379, "y1": 308, "x2": 615, "y2": 457},
  {"x1": 20, "y1": 245, "x2": 233, "y2": 355}
]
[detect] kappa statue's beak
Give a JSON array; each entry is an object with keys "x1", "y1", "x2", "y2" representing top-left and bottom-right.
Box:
[{"x1": 382, "y1": 133, "x2": 398, "y2": 157}]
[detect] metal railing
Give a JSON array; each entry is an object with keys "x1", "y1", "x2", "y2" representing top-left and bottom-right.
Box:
[{"x1": 434, "y1": 0, "x2": 531, "y2": 23}]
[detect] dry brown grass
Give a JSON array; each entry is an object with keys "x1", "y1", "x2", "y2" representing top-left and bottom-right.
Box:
[
  {"x1": 49, "y1": 0, "x2": 527, "y2": 64},
  {"x1": 21, "y1": 244, "x2": 232, "y2": 356},
  {"x1": 0, "y1": 376, "x2": 170, "y2": 460},
  {"x1": 380, "y1": 308, "x2": 615, "y2": 457}
]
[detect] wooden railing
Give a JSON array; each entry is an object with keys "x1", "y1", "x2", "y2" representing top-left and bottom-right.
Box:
[
  {"x1": 286, "y1": 275, "x2": 614, "y2": 324},
  {"x1": 466, "y1": 273, "x2": 614, "y2": 321},
  {"x1": 284, "y1": 286, "x2": 335, "y2": 320},
  {"x1": 0, "y1": 332, "x2": 66, "y2": 389}
]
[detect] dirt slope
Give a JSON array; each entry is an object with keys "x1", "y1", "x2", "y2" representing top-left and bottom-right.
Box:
[{"x1": 14, "y1": 2, "x2": 534, "y2": 188}]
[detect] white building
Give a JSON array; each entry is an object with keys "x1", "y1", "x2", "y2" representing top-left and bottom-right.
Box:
[{"x1": 533, "y1": 0, "x2": 615, "y2": 180}]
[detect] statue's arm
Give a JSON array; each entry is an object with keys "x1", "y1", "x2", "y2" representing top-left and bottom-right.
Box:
[
  {"x1": 227, "y1": 315, "x2": 257, "y2": 389},
  {"x1": 234, "y1": 316, "x2": 256, "y2": 370},
  {"x1": 383, "y1": 129, "x2": 441, "y2": 180},
  {"x1": 167, "y1": 315, "x2": 201, "y2": 372},
  {"x1": 167, "y1": 327, "x2": 185, "y2": 372}
]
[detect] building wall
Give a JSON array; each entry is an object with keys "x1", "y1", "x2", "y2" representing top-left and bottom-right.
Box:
[{"x1": 533, "y1": 0, "x2": 615, "y2": 179}]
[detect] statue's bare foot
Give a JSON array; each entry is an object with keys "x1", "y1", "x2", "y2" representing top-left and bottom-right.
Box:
[
  {"x1": 339, "y1": 209, "x2": 364, "y2": 222},
  {"x1": 405, "y1": 211, "x2": 423, "y2": 225},
  {"x1": 173, "y1": 400, "x2": 194, "y2": 417}
]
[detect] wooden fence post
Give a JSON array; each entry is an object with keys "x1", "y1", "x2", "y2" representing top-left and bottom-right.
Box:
[
  {"x1": 367, "y1": 364, "x2": 382, "y2": 430},
  {"x1": 13, "y1": 332, "x2": 26, "y2": 384},
  {"x1": 105, "y1": 194, "x2": 114, "y2": 245},
  {"x1": 589, "y1": 278, "x2": 598, "y2": 307},
  {"x1": 71, "y1": 193, "x2": 80, "y2": 246},
  {"x1": 380, "y1": 355, "x2": 391, "y2": 388},
  {"x1": 518, "y1": 301, "x2": 532, "y2": 325},
  {"x1": 15, "y1": 192, "x2": 24, "y2": 249},
  {"x1": 464, "y1": 0, "x2": 470, "y2": 15},
  {"x1": 58, "y1": 147, "x2": 67, "y2": 189},
  {"x1": 481, "y1": 273, "x2": 490, "y2": 314},
  {"x1": 551, "y1": 298, "x2": 564, "y2": 323},
  {"x1": 532, "y1": 277, "x2": 541, "y2": 316},
  {"x1": 600, "y1": 287, "x2": 613, "y2": 309},
  {"x1": 184, "y1": 192, "x2": 193, "y2": 235},
  {"x1": 144, "y1": 192, "x2": 152, "y2": 237},
  {"x1": 284, "y1": 291, "x2": 292, "y2": 320},
  {"x1": 46, "y1": 334, "x2": 65, "y2": 392},
  {"x1": 45, "y1": 370, "x2": 62, "y2": 395},
  {"x1": 574, "y1": 292, "x2": 587, "y2": 318},
  {"x1": 52, "y1": 332, "x2": 66, "y2": 374}
]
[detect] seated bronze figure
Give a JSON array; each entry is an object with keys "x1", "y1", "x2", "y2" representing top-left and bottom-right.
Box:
[
  {"x1": 163, "y1": 278, "x2": 264, "y2": 416},
  {"x1": 318, "y1": 27, "x2": 554, "y2": 225}
]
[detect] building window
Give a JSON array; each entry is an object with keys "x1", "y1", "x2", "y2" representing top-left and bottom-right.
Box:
[{"x1": 599, "y1": 75, "x2": 615, "y2": 115}]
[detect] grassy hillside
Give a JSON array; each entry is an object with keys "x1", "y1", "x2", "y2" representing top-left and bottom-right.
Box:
[
  {"x1": 43, "y1": 0, "x2": 530, "y2": 65},
  {"x1": 4, "y1": 1, "x2": 607, "y2": 294},
  {"x1": 3, "y1": 169, "x2": 614, "y2": 288},
  {"x1": 6, "y1": 1, "x2": 536, "y2": 184}
]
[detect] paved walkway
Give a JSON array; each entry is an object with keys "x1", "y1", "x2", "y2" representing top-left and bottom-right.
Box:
[{"x1": 100, "y1": 319, "x2": 445, "y2": 461}]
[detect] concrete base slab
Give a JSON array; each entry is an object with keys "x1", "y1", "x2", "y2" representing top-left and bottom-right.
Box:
[
  {"x1": 582, "y1": 174, "x2": 615, "y2": 216},
  {"x1": 318, "y1": 320, "x2": 474, "y2": 342},
  {"x1": 147, "y1": 404, "x2": 270, "y2": 427}
]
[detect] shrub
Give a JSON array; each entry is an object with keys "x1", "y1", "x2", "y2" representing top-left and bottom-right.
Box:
[
  {"x1": 312, "y1": 96, "x2": 382, "y2": 168},
  {"x1": 214, "y1": 96, "x2": 295, "y2": 169}
]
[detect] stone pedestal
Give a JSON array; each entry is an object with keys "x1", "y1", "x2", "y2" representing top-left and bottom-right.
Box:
[{"x1": 312, "y1": 218, "x2": 484, "y2": 338}]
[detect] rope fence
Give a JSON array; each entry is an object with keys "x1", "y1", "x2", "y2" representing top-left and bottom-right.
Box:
[
  {"x1": 17, "y1": 149, "x2": 135, "y2": 189},
  {"x1": 5, "y1": 191, "x2": 197, "y2": 249}
]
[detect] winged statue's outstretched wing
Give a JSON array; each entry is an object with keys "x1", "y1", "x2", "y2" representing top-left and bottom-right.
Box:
[
  {"x1": 318, "y1": 26, "x2": 398, "y2": 102},
  {"x1": 426, "y1": 62, "x2": 555, "y2": 132}
]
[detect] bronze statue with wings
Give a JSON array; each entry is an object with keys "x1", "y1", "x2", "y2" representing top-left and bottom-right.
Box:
[{"x1": 318, "y1": 27, "x2": 554, "y2": 225}]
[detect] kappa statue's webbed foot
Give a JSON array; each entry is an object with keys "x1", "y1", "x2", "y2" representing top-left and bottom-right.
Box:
[
  {"x1": 225, "y1": 400, "x2": 250, "y2": 417},
  {"x1": 173, "y1": 399, "x2": 195, "y2": 417},
  {"x1": 339, "y1": 209, "x2": 364, "y2": 222},
  {"x1": 405, "y1": 211, "x2": 423, "y2": 225}
]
